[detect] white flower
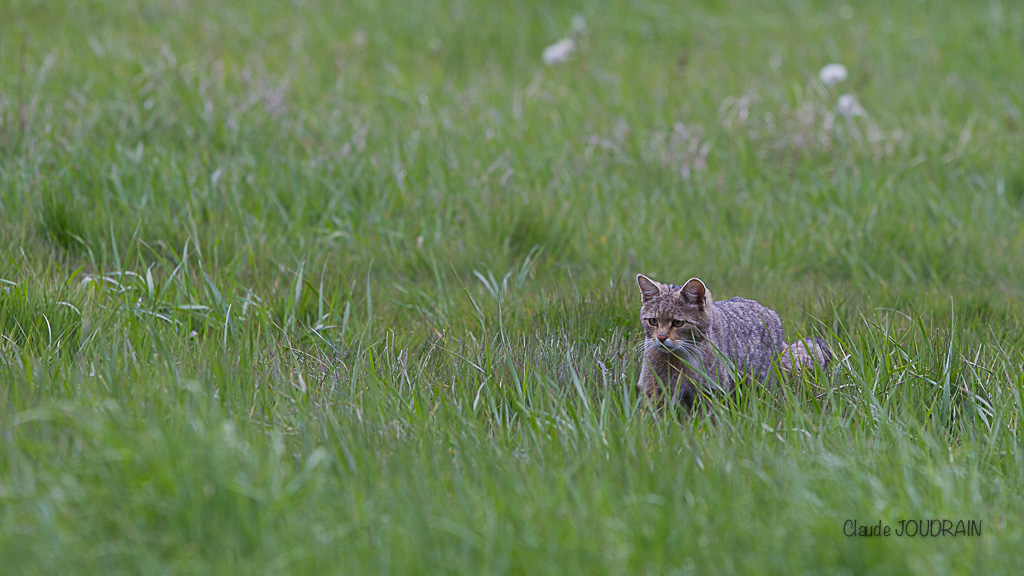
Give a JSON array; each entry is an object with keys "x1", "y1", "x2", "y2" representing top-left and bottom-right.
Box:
[
  {"x1": 836, "y1": 94, "x2": 865, "y2": 118},
  {"x1": 819, "y1": 63, "x2": 848, "y2": 86},
  {"x1": 542, "y1": 38, "x2": 575, "y2": 65}
]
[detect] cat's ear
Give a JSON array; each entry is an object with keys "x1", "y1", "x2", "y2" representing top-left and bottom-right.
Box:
[
  {"x1": 680, "y1": 277, "x2": 712, "y2": 309},
  {"x1": 636, "y1": 274, "x2": 662, "y2": 303}
]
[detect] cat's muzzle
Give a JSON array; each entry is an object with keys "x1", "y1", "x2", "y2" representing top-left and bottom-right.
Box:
[{"x1": 657, "y1": 340, "x2": 683, "y2": 353}]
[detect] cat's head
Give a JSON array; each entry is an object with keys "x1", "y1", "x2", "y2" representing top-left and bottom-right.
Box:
[{"x1": 636, "y1": 274, "x2": 713, "y2": 353}]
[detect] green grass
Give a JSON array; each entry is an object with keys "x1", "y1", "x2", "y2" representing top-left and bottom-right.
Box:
[{"x1": 2, "y1": 0, "x2": 1023, "y2": 573}]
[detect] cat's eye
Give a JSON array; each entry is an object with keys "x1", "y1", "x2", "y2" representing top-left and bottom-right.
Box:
[
  {"x1": 672, "y1": 319, "x2": 687, "y2": 328},
  {"x1": 646, "y1": 318, "x2": 658, "y2": 327}
]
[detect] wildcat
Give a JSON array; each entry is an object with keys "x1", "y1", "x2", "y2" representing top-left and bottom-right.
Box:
[{"x1": 635, "y1": 274, "x2": 830, "y2": 411}]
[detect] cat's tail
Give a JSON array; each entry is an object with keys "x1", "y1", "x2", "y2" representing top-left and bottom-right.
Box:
[{"x1": 779, "y1": 337, "x2": 832, "y2": 375}]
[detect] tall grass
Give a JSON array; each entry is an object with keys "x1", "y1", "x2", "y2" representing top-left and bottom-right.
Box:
[{"x1": 2, "y1": 0, "x2": 1023, "y2": 573}]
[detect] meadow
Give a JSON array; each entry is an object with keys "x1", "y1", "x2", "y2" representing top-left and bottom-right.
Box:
[{"x1": 1, "y1": 0, "x2": 1023, "y2": 573}]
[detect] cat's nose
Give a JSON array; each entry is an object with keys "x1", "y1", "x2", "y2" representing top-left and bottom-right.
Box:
[{"x1": 657, "y1": 335, "x2": 669, "y2": 342}]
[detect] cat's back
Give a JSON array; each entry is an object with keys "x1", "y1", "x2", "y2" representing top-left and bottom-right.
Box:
[
  {"x1": 709, "y1": 297, "x2": 785, "y2": 355},
  {"x1": 703, "y1": 296, "x2": 786, "y2": 387}
]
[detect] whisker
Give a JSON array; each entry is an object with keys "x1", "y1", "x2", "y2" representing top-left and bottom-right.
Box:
[{"x1": 628, "y1": 339, "x2": 649, "y2": 361}]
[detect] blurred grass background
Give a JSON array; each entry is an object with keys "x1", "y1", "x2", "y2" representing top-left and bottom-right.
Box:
[{"x1": 1, "y1": 0, "x2": 1023, "y2": 573}]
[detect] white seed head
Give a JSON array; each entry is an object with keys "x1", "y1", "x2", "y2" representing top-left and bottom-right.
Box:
[
  {"x1": 570, "y1": 15, "x2": 587, "y2": 36},
  {"x1": 836, "y1": 94, "x2": 865, "y2": 118},
  {"x1": 542, "y1": 38, "x2": 576, "y2": 65},
  {"x1": 819, "y1": 63, "x2": 848, "y2": 86}
]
